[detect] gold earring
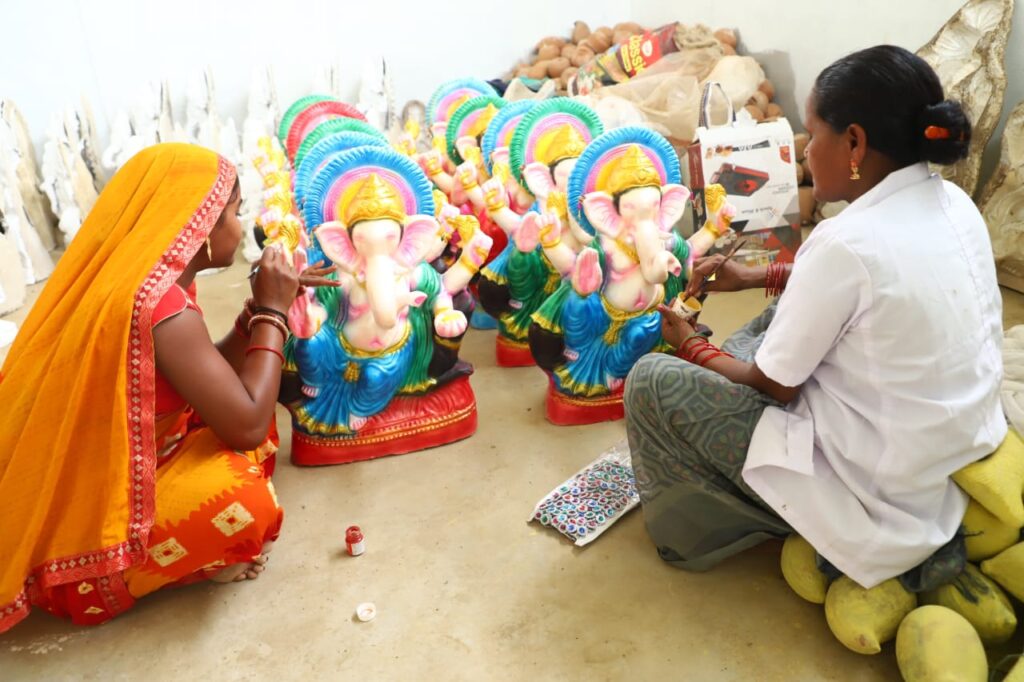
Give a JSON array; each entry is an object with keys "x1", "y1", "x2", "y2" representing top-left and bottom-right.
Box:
[
  {"x1": 850, "y1": 161, "x2": 861, "y2": 181},
  {"x1": 205, "y1": 237, "x2": 213, "y2": 259}
]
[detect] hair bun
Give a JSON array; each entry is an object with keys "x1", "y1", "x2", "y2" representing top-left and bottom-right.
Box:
[{"x1": 917, "y1": 100, "x2": 971, "y2": 165}]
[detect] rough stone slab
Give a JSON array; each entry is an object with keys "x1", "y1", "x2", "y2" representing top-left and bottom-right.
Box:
[
  {"x1": 917, "y1": 0, "x2": 1014, "y2": 197},
  {"x1": 979, "y1": 100, "x2": 1024, "y2": 292}
]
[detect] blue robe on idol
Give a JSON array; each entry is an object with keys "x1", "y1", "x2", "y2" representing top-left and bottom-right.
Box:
[{"x1": 532, "y1": 234, "x2": 690, "y2": 397}]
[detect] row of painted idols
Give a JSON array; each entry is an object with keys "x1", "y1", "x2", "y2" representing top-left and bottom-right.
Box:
[{"x1": 260, "y1": 80, "x2": 736, "y2": 465}]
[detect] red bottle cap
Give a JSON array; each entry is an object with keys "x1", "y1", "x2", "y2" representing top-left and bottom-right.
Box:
[{"x1": 345, "y1": 525, "x2": 363, "y2": 544}]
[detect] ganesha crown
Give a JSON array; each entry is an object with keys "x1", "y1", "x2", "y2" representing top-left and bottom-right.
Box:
[
  {"x1": 606, "y1": 145, "x2": 662, "y2": 197},
  {"x1": 343, "y1": 173, "x2": 407, "y2": 227}
]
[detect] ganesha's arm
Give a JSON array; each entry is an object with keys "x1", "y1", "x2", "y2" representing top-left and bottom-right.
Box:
[
  {"x1": 442, "y1": 232, "x2": 493, "y2": 294},
  {"x1": 479, "y1": 177, "x2": 522, "y2": 236}
]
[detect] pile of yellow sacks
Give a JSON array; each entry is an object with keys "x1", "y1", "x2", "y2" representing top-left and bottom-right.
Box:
[{"x1": 781, "y1": 428, "x2": 1024, "y2": 681}]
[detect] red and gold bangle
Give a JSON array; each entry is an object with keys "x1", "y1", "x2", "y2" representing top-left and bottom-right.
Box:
[
  {"x1": 245, "y1": 345, "x2": 285, "y2": 363},
  {"x1": 248, "y1": 313, "x2": 289, "y2": 339}
]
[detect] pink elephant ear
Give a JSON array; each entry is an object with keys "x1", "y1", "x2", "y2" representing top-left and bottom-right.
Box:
[
  {"x1": 314, "y1": 221, "x2": 362, "y2": 272},
  {"x1": 659, "y1": 184, "x2": 692, "y2": 231},
  {"x1": 582, "y1": 192, "x2": 623, "y2": 238},
  {"x1": 396, "y1": 216, "x2": 440, "y2": 268},
  {"x1": 523, "y1": 162, "x2": 555, "y2": 198},
  {"x1": 491, "y1": 147, "x2": 510, "y2": 166}
]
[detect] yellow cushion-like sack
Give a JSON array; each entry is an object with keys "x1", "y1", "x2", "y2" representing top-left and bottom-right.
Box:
[
  {"x1": 921, "y1": 563, "x2": 1018, "y2": 645},
  {"x1": 780, "y1": 534, "x2": 828, "y2": 604},
  {"x1": 896, "y1": 606, "x2": 987, "y2": 682},
  {"x1": 981, "y1": 541, "x2": 1024, "y2": 602},
  {"x1": 963, "y1": 498, "x2": 1022, "y2": 562},
  {"x1": 824, "y1": 576, "x2": 917, "y2": 654},
  {"x1": 953, "y1": 429, "x2": 1024, "y2": 527}
]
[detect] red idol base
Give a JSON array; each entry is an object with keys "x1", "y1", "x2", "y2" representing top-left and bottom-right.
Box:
[
  {"x1": 545, "y1": 380, "x2": 625, "y2": 426},
  {"x1": 495, "y1": 335, "x2": 536, "y2": 367},
  {"x1": 291, "y1": 376, "x2": 478, "y2": 466}
]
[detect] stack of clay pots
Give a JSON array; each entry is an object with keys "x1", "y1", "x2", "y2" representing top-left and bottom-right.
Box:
[
  {"x1": 793, "y1": 132, "x2": 816, "y2": 225},
  {"x1": 508, "y1": 22, "x2": 648, "y2": 92}
]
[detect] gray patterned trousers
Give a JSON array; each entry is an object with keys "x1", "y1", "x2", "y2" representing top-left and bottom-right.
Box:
[{"x1": 624, "y1": 303, "x2": 792, "y2": 570}]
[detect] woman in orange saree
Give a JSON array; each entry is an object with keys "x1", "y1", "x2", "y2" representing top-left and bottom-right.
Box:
[{"x1": 0, "y1": 143, "x2": 316, "y2": 631}]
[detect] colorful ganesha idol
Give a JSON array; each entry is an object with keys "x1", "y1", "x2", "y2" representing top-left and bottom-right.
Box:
[
  {"x1": 417, "y1": 78, "x2": 498, "y2": 195},
  {"x1": 250, "y1": 136, "x2": 328, "y2": 339},
  {"x1": 282, "y1": 146, "x2": 491, "y2": 465},
  {"x1": 472, "y1": 99, "x2": 604, "y2": 366},
  {"x1": 437, "y1": 95, "x2": 527, "y2": 330},
  {"x1": 528, "y1": 126, "x2": 731, "y2": 425}
]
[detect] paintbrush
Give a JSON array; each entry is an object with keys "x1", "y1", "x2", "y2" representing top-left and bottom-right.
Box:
[{"x1": 687, "y1": 237, "x2": 748, "y2": 300}]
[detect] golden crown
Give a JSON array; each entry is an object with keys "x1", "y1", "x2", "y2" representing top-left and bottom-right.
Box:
[
  {"x1": 466, "y1": 104, "x2": 500, "y2": 139},
  {"x1": 343, "y1": 173, "x2": 407, "y2": 227},
  {"x1": 606, "y1": 145, "x2": 662, "y2": 197},
  {"x1": 539, "y1": 125, "x2": 587, "y2": 165}
]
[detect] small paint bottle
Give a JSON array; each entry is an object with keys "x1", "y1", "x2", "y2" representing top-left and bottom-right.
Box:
[{"x1": 345, "y1": 525, "x2": 365, "y2": 556}]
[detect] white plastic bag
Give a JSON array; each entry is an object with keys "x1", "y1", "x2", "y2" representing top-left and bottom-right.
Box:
[{"x1": 528, "y1": 439, "x2": 639, "y2": 547}]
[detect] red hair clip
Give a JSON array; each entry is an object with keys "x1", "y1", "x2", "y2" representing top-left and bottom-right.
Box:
[{"x1": 924, "y1": 125, "x2": 965, "y2": 141}]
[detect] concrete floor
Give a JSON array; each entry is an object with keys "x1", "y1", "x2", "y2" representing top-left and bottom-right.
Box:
[{"x1": 2, "y1": 259, "x2": 1024, "y2": 681}]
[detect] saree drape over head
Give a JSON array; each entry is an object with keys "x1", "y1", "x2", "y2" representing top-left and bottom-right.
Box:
[{"x1": 0, "y1": 143, "x2": 280, "y2": 632}]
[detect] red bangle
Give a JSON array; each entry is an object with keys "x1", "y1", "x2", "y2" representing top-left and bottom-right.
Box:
[
  {"x1": 234, "y1": 315, "x2": 251, "y2": 339},
  {"x1": 766, "y1": 262, "x2": 787, "y2": 298},
  {"x1": 245, "y1": 345, "x2": 285, "y2": 363}
]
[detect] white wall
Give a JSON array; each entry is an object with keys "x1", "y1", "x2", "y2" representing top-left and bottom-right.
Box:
[
  {"x1": 5, "y1": 0, "x2": 623, "y2": 150},
  {"x1": 6, "y1": 0, "x2": 1022, "y2": 188},
  {"x1": 632, "y1": 0, "x2": 1024, "y2": 184}
]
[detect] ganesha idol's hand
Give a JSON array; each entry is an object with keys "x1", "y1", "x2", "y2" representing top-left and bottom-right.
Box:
[
  {"x1": 456, "y1": 162, "x2": 479, "y2": 191},
  {"x1": 665, "y1": 252, "x2": 683, "y2": 278},
  {"x1": 417, "y1": 150, "x2": 445, "y2": 179},
  {"x1": 434, "y1": 308, "x2": 468, "y2": 338},
  {"x1": 482, "y1": 177, "x2": 508, "y2": 213},
  {"x1": 571, "y1": 247, "x2": 603, "y2": 297}
]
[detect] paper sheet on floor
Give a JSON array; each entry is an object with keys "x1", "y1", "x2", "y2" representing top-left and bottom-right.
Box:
[{"x1": 528, "y1": 439, "x2": 640, "y2": 547}]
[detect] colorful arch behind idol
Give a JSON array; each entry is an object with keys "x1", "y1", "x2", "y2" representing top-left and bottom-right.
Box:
[
  {"x1": 528, "y1": 126, "x2": 736, "y2": 425},
  {"x1": 282, "y1": 143, "x2": 490, "y2": 465},
  {"x1": 473, "y1": 98, "x2": 604, "y2": 367}
]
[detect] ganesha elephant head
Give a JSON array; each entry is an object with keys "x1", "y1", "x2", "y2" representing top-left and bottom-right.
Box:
[
  {"x1": 314, "y1": 173, "x2": 440, "y2": 331},
  {"x1": 521, "y1": 125, "x2": 593, "y2": 248},
  {"x1": 582, "y1": 145, "x2": 691, "y2": 285}
]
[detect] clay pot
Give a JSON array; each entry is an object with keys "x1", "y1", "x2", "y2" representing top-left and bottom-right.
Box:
[
  {"x1": 537, "y1": 44, "x2": 560, "y2": 61},
  {"x1": 721, "y1": 43, "x2": 737, "y2": 56},
  {"x1": 744, "y1": 104, "x2": 765, "y2": 122},
  {"x1": 801, "y1": 158, "x2": 813, "y2": 184},
  {"x1": 527, "y1": 61, "x2": 550, "y2": 80},
  {"x1": 795, "y1": 161, "x2": 805, "y2": 184},
  {"x1": 548, "y1": 57, "x2": 570, "y2": 78},
  {"x1": 561, "y1": 44, "x2": 576, "y2": 59},
  {"x1": 572, "y1": 21, "x2": 591, "y2": 43},
  {"x1": 614, "y1": 21, "x2": 644, "y2": 34},
  {"x1": 590, "y1": 32, "x2": 612, "y2": 53},
  {"x1": 794, "y1": 133, "x2": 809, "y2": 161},
  {"x1": 758, "y1": 79, "x2": 776, "y2": 100},
  {"x1": 571, "y1": 45, "x2": 595, "y2": 68},
  {"x1": 765, "y1": 103, "x2": 784, "y2": 119},
  {"x1": 536, "y1": 36, "x2": 566, "y2": 51},
  {"x1": 750, "y1": 91, "x2": 769, "y2": 111},
  {"x1": 799, "y1": 186, "x2": 816, "y2": 224},
  {"x1": 714, "y1": 28, "x2": 738, "y2": 48}
]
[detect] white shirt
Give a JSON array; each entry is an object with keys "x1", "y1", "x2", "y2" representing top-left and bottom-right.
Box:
[{"x1": 743, "y1": 163, "x2": 1006, "y2": 588}]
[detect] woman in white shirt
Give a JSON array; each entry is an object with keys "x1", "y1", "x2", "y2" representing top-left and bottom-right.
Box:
[{"x1": 625, "y1": 45, "x2": 1005, "y2": 589}]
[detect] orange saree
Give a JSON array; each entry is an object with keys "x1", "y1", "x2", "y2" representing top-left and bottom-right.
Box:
[{"x1": 0, "y1": 144, "x2": 281, "y2": 631}]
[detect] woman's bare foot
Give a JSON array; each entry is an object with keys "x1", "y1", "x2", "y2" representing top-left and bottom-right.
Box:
[{"x1": 210, "y1": 541, "x2": 275, "y2": 583}]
